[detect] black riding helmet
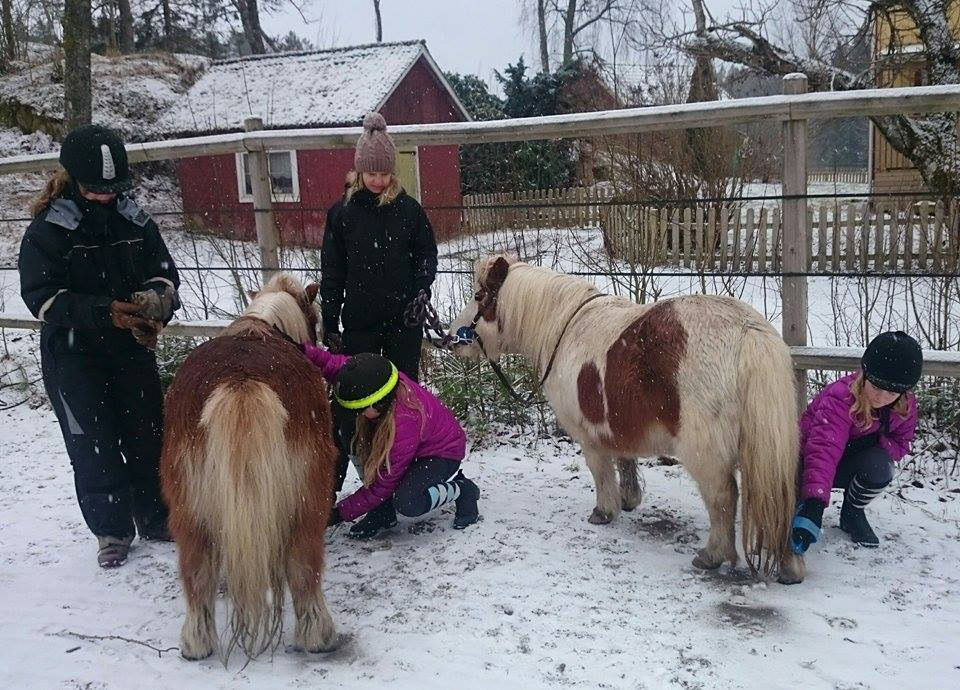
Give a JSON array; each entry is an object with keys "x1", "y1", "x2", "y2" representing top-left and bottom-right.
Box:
[
  {"x1": 861, "y1": 331, "x2": 923, "y2": 393},
  {"x1": 334, "y1": 353, "x2": 399, "y2": 414},
  {"x1": 59, "y1": 124, "x2": 132, "y2": 194}
]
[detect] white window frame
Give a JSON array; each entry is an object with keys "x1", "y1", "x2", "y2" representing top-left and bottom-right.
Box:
[{"x1": 235, "y1": 150, "x2": 301, "y2": 203}]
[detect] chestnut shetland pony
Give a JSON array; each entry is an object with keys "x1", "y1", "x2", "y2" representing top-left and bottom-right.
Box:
[
  {"x1": 161, "y1": 274, "x2": 338, "y2": 662},
  {"x1": 451, "y1": 255, "x2": 806, "y2": 584}
]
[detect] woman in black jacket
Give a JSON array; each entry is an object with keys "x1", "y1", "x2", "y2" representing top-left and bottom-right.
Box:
[
  {"x1": 320, "y1": 112, "x2": 438, "y2": 538},
  {"x1": 18, "y1": 125, "x2": 181, "y2": 568}
]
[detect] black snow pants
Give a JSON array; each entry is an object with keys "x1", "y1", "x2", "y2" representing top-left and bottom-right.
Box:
[{"x1": 41, "y1": 342, "x2": 168, "y2": 540}]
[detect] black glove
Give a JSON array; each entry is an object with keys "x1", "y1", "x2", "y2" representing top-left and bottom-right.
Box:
[
  {"x1": 323, "y1": 331, "x2": 343, "y2": 354},
  {"x1": 327, "y1": 506, "x2": 343, "y2": 528},
  {"x1": 404, "y1": 289, "x2": 432, "y2": 327},
  {"x1": 790, "y1": 498, "x2": 826, "y2": 554}
]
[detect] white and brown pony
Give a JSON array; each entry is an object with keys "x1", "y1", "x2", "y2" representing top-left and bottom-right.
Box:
[
  {"x1": 451, "y1": 255, "x2": 805, "y2": 584},
  {"x1": 161, "y1": 273, "x2": 339, "y2": 662}
]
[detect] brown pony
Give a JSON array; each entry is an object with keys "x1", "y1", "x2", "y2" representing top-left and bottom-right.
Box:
[
  {"x1": 161, "y1": 274, "x2": 338, "y2": 662},
  {"x1": 451, "y1": 255, "x2": 806, "y2": 584}
]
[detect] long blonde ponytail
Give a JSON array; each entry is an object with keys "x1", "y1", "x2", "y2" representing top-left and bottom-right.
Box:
[
  {"x1": 352, "y1": 381, "x2": 424, "y2": 485},
  {"x1": 849, "y1": 372, "x2": 910, "y2": 429},
  {"x1": 30, "y1": 169, "x2": 71, "y2": 217}
]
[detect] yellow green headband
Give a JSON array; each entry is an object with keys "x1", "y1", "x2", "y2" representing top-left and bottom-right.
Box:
[{"x1": 335, "y1": 363, "x2": 399, "y2": 410}]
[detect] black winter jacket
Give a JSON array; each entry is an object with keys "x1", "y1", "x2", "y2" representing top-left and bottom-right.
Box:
[
  {"x1": 18, "y1": 192, "x2": 180, "y2": 356},
  {"x1": 320, "y1": 188, "x2": 437, "y2": 334}
]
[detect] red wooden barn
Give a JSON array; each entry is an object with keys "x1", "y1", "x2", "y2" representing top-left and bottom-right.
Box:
[{"x1": 157, "y1": 40, "x2": 471, "y2": 245}]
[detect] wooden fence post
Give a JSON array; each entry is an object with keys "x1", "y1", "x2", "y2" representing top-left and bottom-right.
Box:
[
  {"x1": 781, "y1": 74, "x2": 809, "y2": 406},
  {"x1": 243, "y1": 117, "x2": 280, "y2": 282}
]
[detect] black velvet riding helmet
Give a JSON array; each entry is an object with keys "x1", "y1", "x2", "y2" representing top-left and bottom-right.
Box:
[
  {"x1": 861, "y1": 331, "x2": 923, "y2": 393},
  {"x1": 334, "y1": 353, "x2": 399, "y2": 414}
]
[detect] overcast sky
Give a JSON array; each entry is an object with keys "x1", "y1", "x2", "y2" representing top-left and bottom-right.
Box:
[{"x1": 261, "y1": 0, "x2": 745, "y2": 88}]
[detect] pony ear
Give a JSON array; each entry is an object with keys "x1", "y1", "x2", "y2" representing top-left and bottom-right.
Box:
[
  {"x1": 305, "y1": 282, "x2": 320, "y2": 304},
  {"x1": 486, "y1": 256, "x2": 510, "y2": 291}
]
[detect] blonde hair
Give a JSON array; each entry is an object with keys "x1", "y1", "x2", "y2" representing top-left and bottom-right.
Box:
[
  {"x1": 347, "y1": 172, "x2": 402, "y2": 206},
  {"x1": 30, "y1": 169, "x2": 71, "y2": 217},
  {"x1": 849, "y1": 372, "x2": 910, "y2": 429},
  {"x1": 352, "y1": 380, "x2": 424, "y2": 486}
]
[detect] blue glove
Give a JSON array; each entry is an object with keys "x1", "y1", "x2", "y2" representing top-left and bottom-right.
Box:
[{"x1": 791, "y1": 498, "x2": 826, "y2": 554}]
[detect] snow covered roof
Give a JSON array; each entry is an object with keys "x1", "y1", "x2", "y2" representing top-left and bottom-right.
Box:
[{"x1": 156, "y1": 40, "x2": 471, "y2": 136}]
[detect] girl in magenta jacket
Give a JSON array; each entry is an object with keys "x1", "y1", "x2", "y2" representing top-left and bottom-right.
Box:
[
  {"x1": 303, "y1": 344, "x2": 481, "y2": 539},
  {"x1": 792, "y1": 331, "x2": 922, "y2": 552}
]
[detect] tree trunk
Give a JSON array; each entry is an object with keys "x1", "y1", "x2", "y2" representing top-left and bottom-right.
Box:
[
  {"x1": 161, "y1": 0, "x2": 173, "y2": 50},
  {"x1": 373, "y1": 0, "x2": 382, "y2": 42},
  {"x1": 561, "y1": 0, "x2": 578, "y2": 67},
  {"x1": 62, "y1": 0, "x2": 92, "y2": 130},
  {"x1": 118, "y1": 0, "x2": 135, "y2": 54},
  {"x1": 236, "y1": 0, "x2": 267, "y2": 54},
  {"x1": 2, "y1": 0, "x2": 15, "y2": 62},
  {"x1": 537, "y1": 0, "x2": 549, "y2": 72}
]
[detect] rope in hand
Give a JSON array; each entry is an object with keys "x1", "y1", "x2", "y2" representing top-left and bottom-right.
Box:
[{"x1": 404, "y1": 290, "x2": 455, "y2": 349}]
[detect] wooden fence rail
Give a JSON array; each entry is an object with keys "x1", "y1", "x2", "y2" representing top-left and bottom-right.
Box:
[{"x1": 2, "y1": 312, "x2": 959, "y2": 377}]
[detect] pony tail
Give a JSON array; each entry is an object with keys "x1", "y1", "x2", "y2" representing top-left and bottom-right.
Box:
[{"x1": 30, "y1": 169, "x2": 70, "y2": 217}]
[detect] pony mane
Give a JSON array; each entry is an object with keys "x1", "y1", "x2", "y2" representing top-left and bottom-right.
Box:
[
  {"x1": 484, "y1": 257, "x2": 600, "y2": 368},
  {"x1": 228, "y1": 273, "x2": 312, "y2": 344}
]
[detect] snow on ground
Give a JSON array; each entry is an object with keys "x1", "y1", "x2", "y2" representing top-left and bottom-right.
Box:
[{"x1": 1, "y1": 400, "x2": 958, "y2": 689}]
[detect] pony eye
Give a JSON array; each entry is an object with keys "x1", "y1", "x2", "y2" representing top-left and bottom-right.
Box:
[{"x1": 474, "y1": 290, "x2": 484, "y2": 301}]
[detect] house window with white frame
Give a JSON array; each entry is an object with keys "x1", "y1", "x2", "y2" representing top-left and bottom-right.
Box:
[{"x1": 236, "y1": 151, "x2": 301, "y2": 203}]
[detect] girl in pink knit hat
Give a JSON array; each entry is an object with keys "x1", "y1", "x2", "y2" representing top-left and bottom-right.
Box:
[{"x1": 319, "y1": 112, "x2": 439, "y2": 535}]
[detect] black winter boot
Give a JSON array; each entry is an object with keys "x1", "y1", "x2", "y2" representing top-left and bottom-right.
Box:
[
  {"x1": 839, "y1": 477, "x2": 885, "y2": 547},
  {"x1": 452, "y1": 474, "x2": 481, "y2": 530},
  {"x1": 348, "y1": 500, "x2": 397, "y2": 540}
]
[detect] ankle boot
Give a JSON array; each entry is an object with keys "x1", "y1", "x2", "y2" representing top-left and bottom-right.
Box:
[
  {"x1": 348, "y1": 500, "x2": 397, "y2": 540},
  {"x1": 452, "y1": 474, "x2": 481, "y2": 530},
  {"x1": 839, "y1": 477, "x2": 884, "y2": 547}
]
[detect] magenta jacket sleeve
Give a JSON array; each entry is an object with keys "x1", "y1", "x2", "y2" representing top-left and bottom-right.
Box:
[
  {"x1": 879, "y1": 394, "x2": 918, "y2": 462},
  {"x1": 801, "y1": 393, "x2": 854, "y2": 504},
  {"x1": 336, "y1": 408, "x2": 422, "y2": 522},
  {"x1": 302, "y1": 343, "x2": 348, "y2": 383}
]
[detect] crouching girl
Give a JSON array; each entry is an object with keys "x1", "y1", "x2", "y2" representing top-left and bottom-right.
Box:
[
  {"x1": 792, "y1": 331, "x2": 922, "y2": 553},
  {"x1": 302, "y1": 344, "x2": 481, "y2": 539}
]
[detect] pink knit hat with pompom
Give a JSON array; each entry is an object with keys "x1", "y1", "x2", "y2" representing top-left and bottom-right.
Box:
[{"x1": 354, "y1": 112, "x2": 397, "y2": 173}]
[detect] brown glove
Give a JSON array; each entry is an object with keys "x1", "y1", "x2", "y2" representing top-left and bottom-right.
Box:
[
  {"x1": 110, "y1": 301, "x2": 161, "y2": 349},
  {"x1": 131, "y1": 286, "x2": 178, "y2": 322}
]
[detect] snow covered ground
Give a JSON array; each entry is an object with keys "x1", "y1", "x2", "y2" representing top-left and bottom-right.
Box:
[
  {"x1": 1, "y1": 201, "x2": 957, "y2": 688},
  {"x1": 1, "y1": 399, "x2": 958, "y2": 689}
]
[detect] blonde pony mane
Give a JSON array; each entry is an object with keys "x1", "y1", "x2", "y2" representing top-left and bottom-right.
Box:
[
  {"x1": 227, "y1": 273, "x2": 313, "y2": 344},
  {"x1": 478, "y1": 255, "x2": 600, "y2": 369}
]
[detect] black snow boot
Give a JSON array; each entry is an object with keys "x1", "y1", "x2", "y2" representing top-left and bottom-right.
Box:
[
  {"x1": 452, "y1": 474, "x2": 481, "y2": 530},
  {"x1": 840, "y1": 476, "x2": 884, "y2": 547},
  {"x1": 348, "y1": 500, "x2": 398, "y2": 540}
]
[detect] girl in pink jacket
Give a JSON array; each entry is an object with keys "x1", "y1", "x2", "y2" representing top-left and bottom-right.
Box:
[
  {"x1": 792, "y1": 331, "x2": 922, "y2": 552},
  {"x1": 303, "y1": 345, "x2": 480, "y2": 539}
]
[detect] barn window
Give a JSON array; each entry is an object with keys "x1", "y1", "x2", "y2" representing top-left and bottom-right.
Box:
[{"x1": 236, "y1": 151, "x2": 301, "y2": 203}]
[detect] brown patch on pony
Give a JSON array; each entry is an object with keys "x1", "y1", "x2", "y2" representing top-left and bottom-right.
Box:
[
  {"x1": 481, "y1": 256, "x2": 510, "y2": 322},
  {"x1": 602, "y1": 301, "x2": 687, "y2": 451},
  {"x1": 577, "y1": 361, "x2": 606, "y2": 424}
]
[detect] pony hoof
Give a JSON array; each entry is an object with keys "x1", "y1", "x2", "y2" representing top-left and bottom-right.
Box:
[
  {"x1": 692, "y1": 552, "x2": 723, "y2": 570},
  {"x1": 293, "y1": 636, "x2": 340, "y2": 654},
  {"x1": 180, "y1": 646, "x2": 215, "y2": 661},
  {"x1": 588, "y1": 508, "x2": 612, "y2": 525},
  {"x1": 621, "y1": 500, "x2": 638, "y2": 512}
]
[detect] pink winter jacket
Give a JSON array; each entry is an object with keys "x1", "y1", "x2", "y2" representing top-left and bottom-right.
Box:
[
  {"x1": 303, "y1": 344, "x2": 467, "y2": 522},
  {"x1": 799, "y1": 372, "x2": 917, "y2": 504}
]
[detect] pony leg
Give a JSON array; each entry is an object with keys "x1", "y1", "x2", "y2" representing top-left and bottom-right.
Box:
[
  {"x1": 178, "y1": 530, "x2": 219, "y2": 661},
  {"x1": 680, "y1": 440, "x2": 739, "y2": 569},
  {"x1": 287, "y1": 523, "x2": 338, "y2": 654},
  {"x1": 617, "y1": 457, "x2": 643, "y2": 511},
  {"x1": 583, "y1": 447, "x2": 621, "y2": 524}
]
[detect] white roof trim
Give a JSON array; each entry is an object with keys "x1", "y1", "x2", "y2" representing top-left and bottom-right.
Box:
[{"x1": 373, "y1": 44, "x2": 473, "y2": 122}]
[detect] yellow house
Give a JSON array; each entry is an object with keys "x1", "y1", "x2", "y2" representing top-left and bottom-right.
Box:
[{"x1": 870, "y1": 2, "x2": 960, "y2": 193}]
